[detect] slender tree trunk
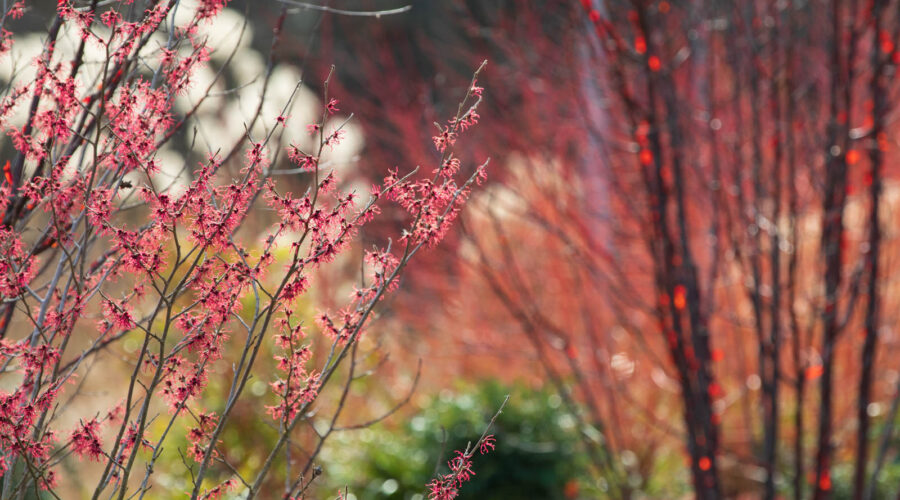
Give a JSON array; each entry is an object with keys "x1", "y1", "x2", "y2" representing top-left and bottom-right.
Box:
[{"x1": 853, "y1": 1, "x2": 886, "y2": 496}]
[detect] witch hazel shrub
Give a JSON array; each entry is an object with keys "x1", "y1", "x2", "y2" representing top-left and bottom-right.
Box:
[{"x1": 0, "y1": 1, "x2": 490, "y2": 498}]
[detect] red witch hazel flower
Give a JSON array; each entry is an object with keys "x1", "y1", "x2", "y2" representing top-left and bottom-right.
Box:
[
  {"x1": 267, "y1": 314, "x2": 320, "y2": 422},
  {"x1": 480, "y1": 434, "x2": 496, "y2": 454},
  {"x1": 70, "y1": 419, "x2": 104, "y2": 462},
  {"x1": 425, "y1": 431, "x2": 500, "y2": 499},
  {"x1": 199, "y1": 478, "x2": 237, "y2": 500},
  {"x1": 102, "y1": 299, "x2": 134, "y2": 330},
  {"x1": 187, "y1": 412, "x2": 220, "y2": 462},
  {"x1": 326, "y1": 98, "x2": 340, "y2": 114}
]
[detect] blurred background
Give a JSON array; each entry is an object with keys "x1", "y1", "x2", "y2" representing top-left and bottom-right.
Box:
[{"x1": 8, "y1": 0, "x2": 900, "y2": 498}]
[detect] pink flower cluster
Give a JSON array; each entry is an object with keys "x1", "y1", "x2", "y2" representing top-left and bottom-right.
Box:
[
  {"x1": 426, "y1": 434, "x2": 497, "y2": 500},
  {"x1": 0, "y1": 0, "x2": 488, "y2": 495},
  {"x1": 267, "y1": 311, "x2": 320, "y2": 422}
]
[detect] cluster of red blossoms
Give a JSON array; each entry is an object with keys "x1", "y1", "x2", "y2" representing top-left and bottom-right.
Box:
[
  {"x1": 0, "y1": 0, "x2": 491, "y2": 497},
  {"x1": 426, "y1": 435, "x2": 497, "y2": 500}
]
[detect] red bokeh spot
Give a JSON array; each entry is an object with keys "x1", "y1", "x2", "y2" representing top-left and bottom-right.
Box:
[
  {"x1": 878, "y1": 132, "x2": 889, "y2": 151},
  {"x1": 673, "y1": 284, "x2": 687, "y2": 310},
  {"x1": 880, "y1": 30, "x2": 895, "y2": 54},
  {"x1": 564, "y1": 480, "x2": 580, "y2": 499},
  {"x1": 635, "y1": 36, "x2": 647, "y2": 54},
  {"x1": 805, "y1": 364, "x2": 824, "y2": 380},
  {"x1": 818, "y1": 473, "x2": 832, "y2": 491}
]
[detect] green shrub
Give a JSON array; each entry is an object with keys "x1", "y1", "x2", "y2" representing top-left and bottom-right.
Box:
[{"x1": 320, "y1": 380, "x2": 594, "y2": 499}]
